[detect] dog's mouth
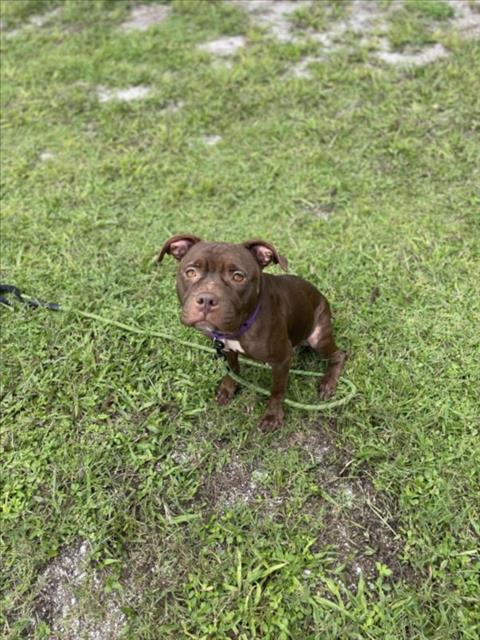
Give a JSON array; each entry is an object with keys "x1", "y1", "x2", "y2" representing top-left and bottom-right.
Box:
[
  {"x1": 181, "y1": 310, "x2": 239, "y2": 335},
  {"x1": 191, "y1": 319, "x2": 217, "y2": 334}
]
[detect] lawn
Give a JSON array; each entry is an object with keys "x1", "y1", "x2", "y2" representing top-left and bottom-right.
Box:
[{"x1": 1, "y1": 1, "x2": 479, "y2": 638}]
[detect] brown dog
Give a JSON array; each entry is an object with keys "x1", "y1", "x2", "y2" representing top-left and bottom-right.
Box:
[{"x1": 155, "y1": 236, "x2": 346, "y2": 432}]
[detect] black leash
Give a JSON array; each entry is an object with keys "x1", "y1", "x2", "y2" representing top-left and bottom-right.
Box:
[{"x1": 0, "y1": 284, "x2": 60, "y2": 311}]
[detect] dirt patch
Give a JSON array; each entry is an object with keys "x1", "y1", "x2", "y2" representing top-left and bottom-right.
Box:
[
  {"x1": 232, "y1": 0, "x2": 479, "y2": 72},
  {"x1": 170, "y1": 447, "x2": 196, "y2": 465},
  {"x1": 4, "y1": 7, "x2": 61, "y2": 38},
  {"x1": 120, "y1": 4, "x2": 171, "y2": 32},
  {"x1": 39, "y1": 151, "x2": 55, "y2": 162},
  {"x1": 28, "y1": 8, "x2": 62, "y2": 28},
  {"x1": 316, "y1": 477, "x2": 409, "y2": 590},
  {"x1": 234, "y1": 0, "x2": 388, "y2": 46},
  {"x1": 33, "y1": 541, "x2": 126, "y2": 640},
  {"x1": 200, "y1": 455, "x2": 269, "y2": 509},
  {"x1": 291, "y1": 55, "x2": 325, "y2": 79},
  {"x1": 371, "y1": 1, "x2": 480, "y2": 67},
  {"x1": 130, "y1": 421, "x2": 411, "y2": 611},
  {"x1": 278, "y1": 424, "x2": 412, "y2": 590},
  {"x1": 120, "y1": 543, "x2": 181, "y2": 611},
  {"x1": 341, "y1": 0, "x2": 385, "y2": 34},
  {"x1": 448, "y1": 0, "x2": 480, "y2": 39},
  {"x1": 202, "y1": 134, "x2": 223, "y2": 146},
  {"x1": 375, "y1": 41, "x2": 449, "y2": 66},
  {"x1": 310, "y1": 0, "x2": 388, "y2": 49},
  {"x1": 281, "y1": 428, "x2": 334, "y2": 466},
  {"x1": 234, "y1": 0, "x2": 309, "y2": 42},
  {"x1": 160, "y1": 100, "x2": 184, "y2": 114},
  {"x1": 96, "y1": 85, "x2": 152, "y2": 103},
  {"x1": 198, "y1": 35, "x2": 246, "y2": 57}
]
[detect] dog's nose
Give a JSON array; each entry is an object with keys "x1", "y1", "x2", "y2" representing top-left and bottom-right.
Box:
[{"x1": 195, "y1": 293, "x2": 219, "y2": 313}]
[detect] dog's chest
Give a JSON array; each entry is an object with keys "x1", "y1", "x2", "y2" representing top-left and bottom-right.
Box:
[{"x1": 223, "y1": 339, "x2": 245, "y2": 354}]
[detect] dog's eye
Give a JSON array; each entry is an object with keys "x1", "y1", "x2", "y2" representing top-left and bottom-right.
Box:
[
  {"x1": 232, "y1": 272, "x2": 246, "y2": 283},
  {"x1": 185, "y1": 268, "x2": 197, "y2": 279}
]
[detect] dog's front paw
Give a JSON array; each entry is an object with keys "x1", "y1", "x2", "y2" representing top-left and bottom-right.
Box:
[
  {"x1": 259, "y1": 410, "x2": 284, "y2": 433},
  {"x1": 216, "y1": 376, "x2": 238, "y2": 406}
]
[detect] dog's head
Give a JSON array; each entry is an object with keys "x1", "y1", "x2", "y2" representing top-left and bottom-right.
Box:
[{"x1": 155, "y1": 235, "x2": 287, "y2": 334}]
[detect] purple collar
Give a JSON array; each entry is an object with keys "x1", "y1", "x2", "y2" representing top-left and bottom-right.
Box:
[{"x1": 207, "y1": 303, "x2": 261, "y2": 342}]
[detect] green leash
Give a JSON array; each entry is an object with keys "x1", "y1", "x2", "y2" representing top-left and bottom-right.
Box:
[{"x1": 4, "y1": 288, "x2": 357, "y2": 412}]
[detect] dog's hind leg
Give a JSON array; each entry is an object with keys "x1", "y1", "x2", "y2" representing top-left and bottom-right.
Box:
[{"x1": 307, "y1": 298, "x2": 346, "y2": 399}]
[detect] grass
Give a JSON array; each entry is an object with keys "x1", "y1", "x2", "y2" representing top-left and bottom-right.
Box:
[
  {"x1": 386, "y1": 0, "x2": 455, "y2": 51},
  {"x1": 1, "y1": 0, "x2": 479, "y2": 638},
  {"x1": 291, "y1": 0, "x2": 350, "y2": 32}
]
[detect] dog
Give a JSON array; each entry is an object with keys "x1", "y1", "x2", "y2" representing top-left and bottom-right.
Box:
[{"x1": 155, "y1": 236, "x2": 346, "y2": 432}]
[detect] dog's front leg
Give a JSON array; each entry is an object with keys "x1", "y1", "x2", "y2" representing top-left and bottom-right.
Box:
[
  {"x1": 259, "y1": 352, "x2": 291, "y2": 433},
  {"x1": 216, "y1": 351, "x2": 240, "y2": 405}
]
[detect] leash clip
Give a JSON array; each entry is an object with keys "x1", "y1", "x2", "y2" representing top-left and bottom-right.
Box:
[{"x1": 213, "y1": 338, "x2": 226, "y2": 360}]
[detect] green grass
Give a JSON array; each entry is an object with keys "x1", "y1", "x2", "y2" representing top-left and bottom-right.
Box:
[
  {"x1": 291, "y1": 0, "x2": 351, "y2": 32},
  {"x1": 386, "y1": 0, "x2": 456, "y2": 50},
  {"x1": 1, "y1": 1, "x2": 480, "y2": 638}
]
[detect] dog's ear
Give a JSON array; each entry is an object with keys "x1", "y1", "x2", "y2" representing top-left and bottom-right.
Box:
[
  {"x1": 153, "y1": 235, "x2": 201, "y2": 263},
  {"x1": 243, "y1": 239, "x2": 288, "y2": 272}
]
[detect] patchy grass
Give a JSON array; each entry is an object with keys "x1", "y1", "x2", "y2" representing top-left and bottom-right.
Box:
[
  {"x1": 406, "y1": 0, "x2": 455, "y2": 21},
  {"x1": 0, "y1": 0, "x2": 58, "y2": 26},
  {"x1": 385, "y1": 0, "x2": 459, "y2": 51},
  {"x1": 1, "y1": 1, "x2": 479, "y2": 638},
  {"x1": 291, "y1": 0, "x2": 350, "y2": 32}
]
